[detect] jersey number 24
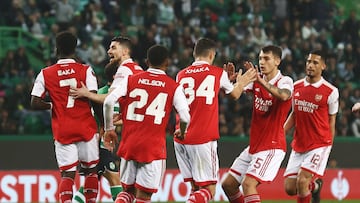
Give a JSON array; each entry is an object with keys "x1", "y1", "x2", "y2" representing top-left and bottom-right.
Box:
[{"x1": 126, "y1": 88, "x2": 168, "y2": 125}]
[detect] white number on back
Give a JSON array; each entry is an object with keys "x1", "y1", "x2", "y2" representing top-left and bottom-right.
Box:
[
  {"x1": 126, "y1": 88, "x2": 168, "y2": 125},
  {"x1": 180, "y1": 75, "x2": 215, "y2": 105},
  {"x1": 59, "y1": 78, "x2": 77, "y2": 108}
]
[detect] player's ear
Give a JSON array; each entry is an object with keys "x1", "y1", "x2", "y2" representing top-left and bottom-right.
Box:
[
  {"x1": 164, "y1": 58, "x2": 169, "y2": 67},
  {"x1": 274, "y1": 57, "x2": 281, "y2": 66},
  {"x1": 145, "y1": 58, "x2": 150, "y2": 67}
]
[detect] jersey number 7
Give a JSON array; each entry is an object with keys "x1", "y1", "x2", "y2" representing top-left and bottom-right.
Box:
[{"x1": 59, "y1": 78, "x2": 77, "y2": 108}]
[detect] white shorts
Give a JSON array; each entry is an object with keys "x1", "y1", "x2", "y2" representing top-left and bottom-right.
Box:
[
  {"x1": 284, "y1": 146, "x2": 332, "y2": 178},
  {"x1": 55, "y1": 133, "x2": 99, "y2": 172},
  {"x1": 120, "y1": 158, "x2": 165, "y2": 193},
  {"x1": 174, "y1": 141, "x2": 219, "y2": 186},
  {"x1": 229, "y1": 146, "x2": 285, "y2": 183}
]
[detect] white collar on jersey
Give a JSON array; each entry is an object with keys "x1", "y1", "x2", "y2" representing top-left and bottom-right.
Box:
[
  {"x1": 192, "y1": 61, "x2": 210, "y2": 65},
  {"x1": 120, "y1": 58, "x2": 133, "y2": 66},
  {"x1": 265, "y1": 70, "x2": 282, "y2": 85},
  {"x1": 147, "y1": 67, "x2": 166, "y2": 75},
  {"x1": 304, "y1": 77, "x2": 324, "y2": 88},
  {"x1": 57, "y1": 59, "x2": 76, "y2": 64}
]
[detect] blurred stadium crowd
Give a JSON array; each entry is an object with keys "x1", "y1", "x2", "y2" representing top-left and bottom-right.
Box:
[{"x1": 0, "y1": 0, "x2": 360, "y2": 137}]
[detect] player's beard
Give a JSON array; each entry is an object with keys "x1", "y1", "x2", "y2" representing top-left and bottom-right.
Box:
[{"x1": 306, "y1": 68, "x2": 315, "y2": 78}]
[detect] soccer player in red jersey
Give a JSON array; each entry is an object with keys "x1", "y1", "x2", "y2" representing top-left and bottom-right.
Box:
[
  {"x1": 70, "y1": 36, "x2": 143, "y2": 103},
  {"x1": 73, "y1": 60, "x2": 123, "y2": 203},
  {"x1": 70, "y1": 36, "x2": 144, "y2": 202},
  {"x1": 221, "y1": 45, "x2": 294, "y2": 203},
  {"x1": 30, "y1": 31, "x2": 101, "y2": 203},
  {"x1": 283, "y1": 50, "x2": 339, "y2": 203},
  {"x1": 103, "y1": 45, "x2": 191, "y2": 203},
  {"x1": 174, "y1": 38, "x2": 257, "y2": 203}
]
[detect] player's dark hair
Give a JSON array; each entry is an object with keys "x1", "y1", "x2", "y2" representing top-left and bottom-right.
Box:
[
  {"x1": 309, "y1": 49, "x2": 327, "y2": 63},
  {"x1": 104, "y1": 59, "x2": 119, "y2": 83},
  {"x1": 261, "y1": 45, "x2": 282, "y2": 60},
  {"x1": 147, "y1": 45, "x2": 169, "y2": 67},
  {"x1": 194, "y1": 38, "x2": 216, "y2": 57},
  {"x1": 56, "y1": 31, "x2": 77, "y2": 57},
  {"x1": 111, "y1": 36, "x2": 132, "y2": 53}
]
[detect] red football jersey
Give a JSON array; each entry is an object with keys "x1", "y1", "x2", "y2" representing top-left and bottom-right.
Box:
[
  {"x1": 33, "y1": 60, "x2": 98, "y2": 144},
  {"x1": 248, "y1": 75, "x2": 292, "y2": 154},
  {"x1": 117, "y1": 70, "x2": 178, "y2": 162},
  {"x1": 123, "y1": 62, "x2": 143, "y2": 75},
  {"x1": 291, "y1": 78, "x2": 339, "y2": 152},
  {"x1": 175, "y1": 61, "x2": 233, "y2": 144},
  {"x1": 111, "y1": 59, "x2": 144, "y2": 88}
]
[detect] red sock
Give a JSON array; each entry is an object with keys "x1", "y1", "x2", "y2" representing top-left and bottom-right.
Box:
[
  {"x1": 115, "y1": 191, "x2": 135, "y2": 203},
  {"x1": 228, "y1": 190, "x2": 244, "y2": 203},
  {"x1": 310, "y1": 181, "x2": 315, "y2": 192},
  {"x1": 59, "y1": 177, "x2": 74, "y2": 203},
  {"x1": 297, "y1": 193, "x2": 311, "y2": 203},
  {"x1": 244, "y1": 194, "x2": 260, "y2": 203},
  {"x1": 84, "y1": 173, "x2": 98, "y2": 203},
  {"x1": 187, "y1": 188, "x2": 212, "y2": 203},
  {"x1": 135, "y1": 197, "x2": 151, "y2": 203}
]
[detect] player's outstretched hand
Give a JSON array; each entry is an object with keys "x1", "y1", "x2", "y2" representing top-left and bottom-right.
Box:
[
  {"x1": 352, "y1": 102, "x2": 360, "y2": 112},
  {"x1": 236, "y1": 65, "x2": 257, "y2": 85},
  {"x1": 174, "y1": 129, "x2": 185, "y2": 140},
  {"x1": 103, "y1": 130, "x2": 118, "y2": 152},
  {"x1": 69, "y1": 81, "x2": 89, "y2": 99},
  {"x1": 244, "y1": 61, "x2": 266, "y2": 85},
  {"x1": 243, "y1": 61, "x2": 256, "y2": 70},
  {"x1": 224, "y1": 62, "x2": 237, "y2": 82}
]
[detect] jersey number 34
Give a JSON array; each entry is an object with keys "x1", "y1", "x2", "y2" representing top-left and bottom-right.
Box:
[{"x1": 180, "y1": 75, "x2": 215, "y2": 105}]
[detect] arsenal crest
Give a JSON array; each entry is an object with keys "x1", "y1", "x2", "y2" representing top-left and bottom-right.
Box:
[{"x1": 315, "y1": 94, "x2": 322, "y2": 102}]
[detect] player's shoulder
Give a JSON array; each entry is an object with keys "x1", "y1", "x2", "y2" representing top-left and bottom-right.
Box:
[
  {"x1": 279, "y1": 74, "x2": 294, "y2": 83},
  {"x1": 321, "y1": 79, "x2": 338, "y2": 91},
  {"x1": 294, "y1": 78, "x2": 305, "y2": 86},
  {"x1": 122, "y1": 61, "x2": 143, "y2": 71}
]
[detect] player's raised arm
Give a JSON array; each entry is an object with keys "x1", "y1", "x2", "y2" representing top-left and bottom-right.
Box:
[{"x1": 229, "y1": 67, "x2": 257, "y2": 100}]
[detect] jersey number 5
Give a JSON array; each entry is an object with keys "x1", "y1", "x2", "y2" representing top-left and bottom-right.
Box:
[
  {"x1": 126, "y1": 88, "x2": 168, "y2": 125},
  {"x1": 180, "y1": 75, "x2": 215, "y2": 105}
]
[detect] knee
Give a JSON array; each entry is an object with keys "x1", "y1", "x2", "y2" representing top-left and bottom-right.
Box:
[
  {"x1": 284, "y1": 178, "x2": 297, "y2": 196},
  {"x1": 241, "y1": 178, "x2": 256, "y2": 191},
  {"x1": 297, "y1": 175, "x2": 310, "y2": 189},
  {"x1": 221, "y1": 176, "x2": 239, "y2": 195},
  {"x1": 103, "y1": 171, "x2": 121, "y2": 186},
  {"x1": 284, "y1": 184, "x2": 297, "y2": 196},
  {"x1": 221, "y1": 179, "x2": 232, "y2": 193}
]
